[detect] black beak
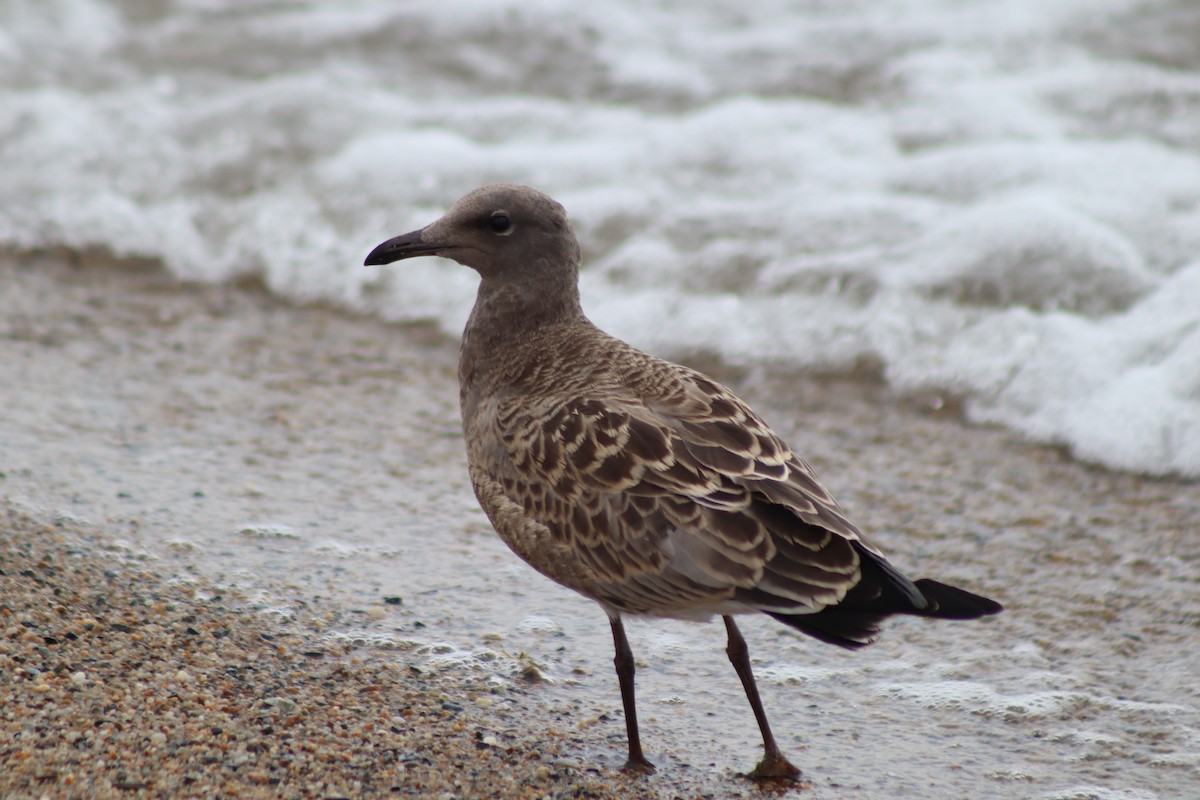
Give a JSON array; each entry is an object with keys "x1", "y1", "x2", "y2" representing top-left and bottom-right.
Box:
[{"x1": 363, "y1": 229, "x2": 443, "y2": 266}]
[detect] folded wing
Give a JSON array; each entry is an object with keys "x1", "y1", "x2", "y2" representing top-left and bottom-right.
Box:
[{"x1": 483, "y1": 362, "x2": 998, "y2": 645}]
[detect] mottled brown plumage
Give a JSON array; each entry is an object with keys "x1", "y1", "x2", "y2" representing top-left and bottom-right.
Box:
[{"x1": 365, "y1": 184, "x2": 1002, "y2": 779}]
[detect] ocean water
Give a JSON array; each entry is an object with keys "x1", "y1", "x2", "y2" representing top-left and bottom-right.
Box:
[{"x1": 2, "y1": 0, "x2": 1199, "y2": 477}]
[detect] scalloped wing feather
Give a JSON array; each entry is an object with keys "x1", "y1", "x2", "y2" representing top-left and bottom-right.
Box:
[{"x1": 468, "y1": 361, "x2": 882, "y2": 618}]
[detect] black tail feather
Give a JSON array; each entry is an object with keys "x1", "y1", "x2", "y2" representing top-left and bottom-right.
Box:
[
  {"x1": 765, "y1": 609, "x2": 887, "y2": 650},
  {"x1": 760, "y1": 548, "x2": 1002, "y2": 649},
  {"x1": 911, "y1": 578, "x2": 1003, "y2": 619}
]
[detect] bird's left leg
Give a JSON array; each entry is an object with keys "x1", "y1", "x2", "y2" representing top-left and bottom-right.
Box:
[{"x1": 723, "y1": 615, "x2": 801, "y2": 781}]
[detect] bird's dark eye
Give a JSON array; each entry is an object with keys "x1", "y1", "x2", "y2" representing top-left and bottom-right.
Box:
[{"x1": 489, "y1": 214, "x2": 511, "y2": 233}]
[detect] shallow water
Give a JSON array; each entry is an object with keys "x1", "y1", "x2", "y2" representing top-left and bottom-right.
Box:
[
  {"x1": 3, "y1": 0, "x2": 1200, "y2": 475},
  {"x1": 3, "y1": 258, "x2": 1197, "y2": 798}
]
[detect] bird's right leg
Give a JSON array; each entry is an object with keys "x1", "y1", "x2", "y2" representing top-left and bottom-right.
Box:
[{"x1": 609, "y1": 615, "x2": 655, "y2": 773}]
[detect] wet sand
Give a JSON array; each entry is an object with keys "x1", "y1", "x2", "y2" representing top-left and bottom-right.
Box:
[
  {"x1": 0, "y1": 503, "x2": 627, "y2": 799},
  {"x1": 2, "y1": 252, "x2": 1198, "y2": 799}
]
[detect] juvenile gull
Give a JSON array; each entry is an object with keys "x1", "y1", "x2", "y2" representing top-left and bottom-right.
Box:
[{"x1": 365, "y1": 184, "x2": 1002, "y2": 780}]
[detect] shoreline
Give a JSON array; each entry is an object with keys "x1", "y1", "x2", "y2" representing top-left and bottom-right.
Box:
[
  {"x1": 2, "y1": 252, "x2": 1198, "y2": 799},
  {"x1": 0, "y1": 253, "x2": 637, "y2": 799}
]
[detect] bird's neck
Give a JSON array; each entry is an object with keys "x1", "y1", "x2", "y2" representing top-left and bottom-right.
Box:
[{"x1": 459, "y1": 276, "x2": 587, "y2": 403}]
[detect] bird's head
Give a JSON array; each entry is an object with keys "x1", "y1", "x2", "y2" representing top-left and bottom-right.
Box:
[{"x1": 364, "y1": 183, "x2": 582, "y2": 284}]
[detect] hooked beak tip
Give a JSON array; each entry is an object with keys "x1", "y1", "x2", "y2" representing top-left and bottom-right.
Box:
[{"x1": 363, "y1": 229, "x2": 440, "y2": 266}]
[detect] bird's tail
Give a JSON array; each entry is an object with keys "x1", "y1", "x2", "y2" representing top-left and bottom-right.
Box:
[
  {"x1": 762, "y1": 554, "x2": 1002, "y2": 650},
  {"x1": 911, "y1": 578, "x2": 1003, "y2": 619}
]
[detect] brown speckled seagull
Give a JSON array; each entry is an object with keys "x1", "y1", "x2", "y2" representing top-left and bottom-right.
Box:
[{"x1": 365, "y1": 184, "x2": 1002, "y2": 780}]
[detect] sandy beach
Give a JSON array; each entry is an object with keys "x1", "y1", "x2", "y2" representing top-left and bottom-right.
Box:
[
  {"x1": 0, "y1": 502, "x2": 631, "y2": 800},
  {"x1": 2, "y1": 252, "x2": 1198, "y2": 799},
  {"x1": 0, "y1": 254, "x2": 634, "y2": 800}
]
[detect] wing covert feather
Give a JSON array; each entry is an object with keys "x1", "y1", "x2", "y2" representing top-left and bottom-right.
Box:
[{"x1": 470, "y1": 364, "x2": 878, "y2": 617}]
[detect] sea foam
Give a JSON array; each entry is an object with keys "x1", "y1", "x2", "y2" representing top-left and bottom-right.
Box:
[{"x1": 2, "y1": 0, "x2": 1198, "y2": 476}]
